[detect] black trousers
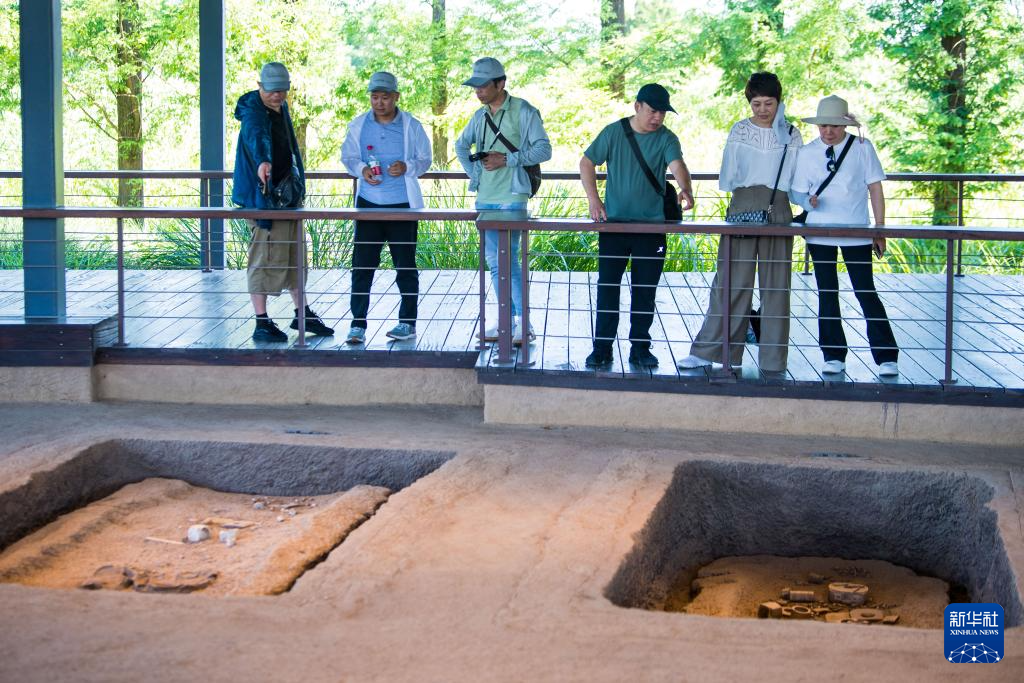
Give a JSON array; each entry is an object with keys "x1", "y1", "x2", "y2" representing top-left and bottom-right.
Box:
[
  {"x1": 351, "y1": 196, "x2": 419, "y2": 328},
  {"x1": 808, "y1": 243, "x2": 898, "y2": 364},
  {"x1": 594, "y1": 232, "x2": 666, "y2": 350}
]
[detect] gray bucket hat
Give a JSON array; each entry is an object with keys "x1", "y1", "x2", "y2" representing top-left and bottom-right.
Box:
[
  {"x1": 259, "y1": 62, "x2": 290, "y2": 92},
  {"x1": 367, "y1": 71, "x2": 399, "y2": 93},
  {"x1": 463, "y1": 57, "x2": 505, "y2": 87},
  {"x1": 802, "y1": 95, "x2": 859, "y2": 126}
]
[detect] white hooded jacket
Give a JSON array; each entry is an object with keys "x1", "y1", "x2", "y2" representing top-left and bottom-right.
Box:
[{"x1": 341, "y1": 110, "x2": 432, "y2": 208}]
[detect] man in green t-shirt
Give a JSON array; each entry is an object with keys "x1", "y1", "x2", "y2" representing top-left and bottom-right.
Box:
[{"x1": 580, "y1": 83, "x2": 694, "y2": 368}]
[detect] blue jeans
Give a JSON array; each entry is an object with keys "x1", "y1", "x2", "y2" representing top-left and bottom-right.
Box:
[{"x1": 477, "y1": 201, "x2": 527, "y2": 317}]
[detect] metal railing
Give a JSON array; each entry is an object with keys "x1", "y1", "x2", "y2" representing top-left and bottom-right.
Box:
[
  {"x1": 476, "y1": 213, "x2": 1024, "y2": 386},
  {"x1": 5, "y1": 203, "x2": 1023, "y2": 387},
  {"x1": 4, "y1": 206, "x2": 476, "y2": 349},
  {"x1": 3, "y1": 169, "x2": 1024, "y2": 394},
  {"x1": 3, "y1": 168, "x2": 1022, "y2": 277}
]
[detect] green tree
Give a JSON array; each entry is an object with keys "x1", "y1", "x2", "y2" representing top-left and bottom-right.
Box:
[
  {"x1": 62, "y1": 0, "x2": 197, "y2": 207},
  {"x1": 870, "y1": 0, "x2": 1024, "y2": 224},
  {"x1": 430, "y1": 0, "x2": 449, "y2": 166},
  {"x1": 698, "y1": 0, "x2": 784, "y2": 96},
  {"x1": 226, "y1": 0, "x2": 354, "y2": 168},
  {"x1": 599, "y1": 0, "x2": 626, "y2": 100},
  {"x1": 693, "y1": 0, "x2": 874, "y2": 102}
]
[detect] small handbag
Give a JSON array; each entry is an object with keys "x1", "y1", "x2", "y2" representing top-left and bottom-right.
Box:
[
  {"x1": 619, "y1": 118, "x2": 682, "y2": 221},
  {"x1": 724, "y1": 125, "x2": 794, "y2": 224},
  {"x1": 264, "y1": 153, "x2": 305, "y2": 209}
]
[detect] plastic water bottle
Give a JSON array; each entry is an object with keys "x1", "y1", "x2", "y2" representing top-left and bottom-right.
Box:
[{"x1": 367, "y1": 146, "x2": 382, "y2": 176}]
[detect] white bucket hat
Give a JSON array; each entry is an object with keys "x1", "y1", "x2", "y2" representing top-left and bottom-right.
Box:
[{"x1": 802, "y1": 95, "x2": 859, "y2": 126}]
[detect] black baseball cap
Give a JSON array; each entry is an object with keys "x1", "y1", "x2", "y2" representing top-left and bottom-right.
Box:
[{"x1": 636, "y1": 83, "x2": 676, "y2": 113}]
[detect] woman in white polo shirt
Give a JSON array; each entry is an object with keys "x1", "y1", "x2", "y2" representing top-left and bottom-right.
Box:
[{"x1": 790, "y1": 95, "x2": 899, "y2": 377}]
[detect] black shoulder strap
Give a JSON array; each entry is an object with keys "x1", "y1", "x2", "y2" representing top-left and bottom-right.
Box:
[
  {"x1": 619, "y1": 117, "x2": 665, "y2": 196},
  {"x1": 484, "y1": 111, "x2": 519, "y2": 153},
  {"x1": 767, "y1": 125, "x2": 794, "y2": 210},
  {"x1": 815, "y1": 134, "x2": 855, "y2": 197}
]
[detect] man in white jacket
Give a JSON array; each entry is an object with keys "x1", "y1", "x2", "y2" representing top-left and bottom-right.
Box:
[{"x1": 341, "y1": 71, "x2": 432, "y2": 343}]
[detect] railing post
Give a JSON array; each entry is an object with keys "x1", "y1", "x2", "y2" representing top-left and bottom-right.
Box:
[
  {"x1": 942, "y1": 238, "x2": 957, "y2": 385},
  {"x1": 200, "y1": 177, "x2": 212, "y2": 273},
  {"x1": 496, "y1": 228, "x2": 513, "y2": 364},
  {"x1": 519, "y1": 228, "x2": 532, "y2": 367},
  {"x1": 801, "y1": 240, "x2": 811, "y2": 275},
  {"x1": 295, "y1": 217, "x2": 307, "y2": 348},
  {"x1": 115, "y1": 217, "x2": 127, "y2": 347},
  {"x1": 718, "y1": 233, "x2": 733, "y2": 373},
  {"x1": 955, "y1": 179, "x2": 965, "y2": 277},
  {"x1": 477, "y1": 225, "x2": 488, "y2": 351}
]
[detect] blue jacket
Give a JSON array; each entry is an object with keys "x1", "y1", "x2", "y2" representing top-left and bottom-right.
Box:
[{"x1": 231, "y1": 90, "x2": 306, "y2": 211}]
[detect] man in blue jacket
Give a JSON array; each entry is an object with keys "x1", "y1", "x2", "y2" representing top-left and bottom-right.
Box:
[{"x1": 232, "y1": 62, "x2": 333, "y2": 342}]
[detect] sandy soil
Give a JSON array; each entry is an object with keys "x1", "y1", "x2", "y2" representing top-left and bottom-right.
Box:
[
  {"x1": 0, "y1": 403, "x2": 1021, "y2": 682},
  {"x1": 0, "y1": 478, "x2": 391, "y2": 596},
  {"x1": 667, "y1": 555, "x2": 950, "y2": 629}
]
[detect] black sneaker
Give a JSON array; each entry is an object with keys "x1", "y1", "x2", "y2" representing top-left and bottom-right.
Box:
[
  {"x1": 585, "y1": 346, "x2": 614, "y2": 368},
  {"x1": 628, "y1": 347, "x2": 659, "y2": 368},
  {"x1": 253, "y1": 317, "x2": 288, "y2": 342},
  {"x1": 290, "y1": 307, "x2": 335, "y2": 336}
]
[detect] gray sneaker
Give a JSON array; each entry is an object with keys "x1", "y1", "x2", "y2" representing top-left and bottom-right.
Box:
[
  {"x1": 346, "y1": 326, "x2": 366, "y2": 344},
  {"x1": 386, "y1": 323, "x2": 416, "y2": 341}
]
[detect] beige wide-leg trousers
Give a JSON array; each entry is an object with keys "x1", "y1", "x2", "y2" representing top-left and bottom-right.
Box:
[{"x1": 688, "y1": 186, "x2": 794, "y2": 372}]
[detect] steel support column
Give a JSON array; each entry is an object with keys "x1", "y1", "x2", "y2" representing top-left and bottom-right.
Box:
[
  {"x1": 199, "y1": 0, "x2": 226, "y2": 269},
  {"x1": 20, "y1": 0, "x2": 65, "y2": 321}
]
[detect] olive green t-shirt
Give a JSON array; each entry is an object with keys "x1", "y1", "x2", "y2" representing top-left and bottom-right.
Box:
[{"x1": 584, "y1": 120, "x2": 683, "y2": 222}]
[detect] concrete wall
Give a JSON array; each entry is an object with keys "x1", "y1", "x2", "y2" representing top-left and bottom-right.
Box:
[
  {"x1": 483, "y1": 384, "x2": 1024, "y2": 446},
  {"x1": 4, "y1": 364, "x2": 1021, "y2": 446},
  {"x1": 0, "y1": 367, "x2": 93, "y2": 402},
  {"x1": 94, "y1": 365, "x2": 484, "y2": 406}
]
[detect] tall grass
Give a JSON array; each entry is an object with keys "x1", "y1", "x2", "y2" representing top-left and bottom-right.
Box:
[{"x1": 1, "y1": 178, "x2": 1022, "y2": 275}]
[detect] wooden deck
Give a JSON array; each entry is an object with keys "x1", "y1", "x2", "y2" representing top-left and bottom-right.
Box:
[{"x1": 2, "y1": 268, "x2": 1023, "y2": 394}]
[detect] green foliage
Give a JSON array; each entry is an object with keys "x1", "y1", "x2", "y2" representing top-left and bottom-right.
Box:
[
  {"x1": 869, "y1": 0, "x2": 1024, "y2": 223},
  {"x1": 0, "y1": 0, "x2": 1022, "y2": 278},
  {"x1": 61, "y1": 0, "x2": 198, "y2": 159}
]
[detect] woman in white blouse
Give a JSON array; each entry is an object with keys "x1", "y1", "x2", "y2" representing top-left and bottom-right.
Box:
[{"x1": 679, "y1": 72, "x2": 802, "y2": 373}]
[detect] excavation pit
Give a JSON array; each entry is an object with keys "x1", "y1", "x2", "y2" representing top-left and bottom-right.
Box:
[
  {"x1": 607, "y1": 461, "x2": 1023, "y2": 627},
  {"x1": 0, "y1": 439, "x2": 454, "y2": 595}
]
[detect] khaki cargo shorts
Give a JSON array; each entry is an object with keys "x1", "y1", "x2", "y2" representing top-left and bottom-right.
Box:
[{"x1": 246, "y1": 219, "x2": 307, "y2": 296}]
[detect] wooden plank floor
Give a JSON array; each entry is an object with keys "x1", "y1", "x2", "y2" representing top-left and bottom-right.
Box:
[{"x1": 2, "y1": 268, "x2": 1022, "y2": 390}]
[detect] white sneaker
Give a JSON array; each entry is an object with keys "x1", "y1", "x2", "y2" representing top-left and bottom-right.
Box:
[
  {"x1": 482, "y1": 326, "x2": 499, "y2": 342},
  {"x1": 512, "y1": 320, "x2": 536, "y2": 346},
  {"x1": 878, "y1": 361, "x2": 899, "y2": 377},
  {"x1": 821, "y1": 360, "x2": 846, "y2": 374},
  {"x1": 677, "y1": 354, "x2": 713, "y2": 369}
]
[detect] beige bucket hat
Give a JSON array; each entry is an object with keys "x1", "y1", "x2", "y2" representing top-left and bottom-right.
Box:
[{"x1": 801, "y1": 95, "x2": 859, "y2": 126}]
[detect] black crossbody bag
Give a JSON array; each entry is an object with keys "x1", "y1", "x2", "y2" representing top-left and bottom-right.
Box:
[
  {"x1": 619, "y1": 118, "x2": 681, "y2": 221},
  {"x1": 483, "y1": 111, "x2": 542, "y2": 197},
  {"x1": 793, "y1": 134, "x2": 855, "y2": 224}
]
